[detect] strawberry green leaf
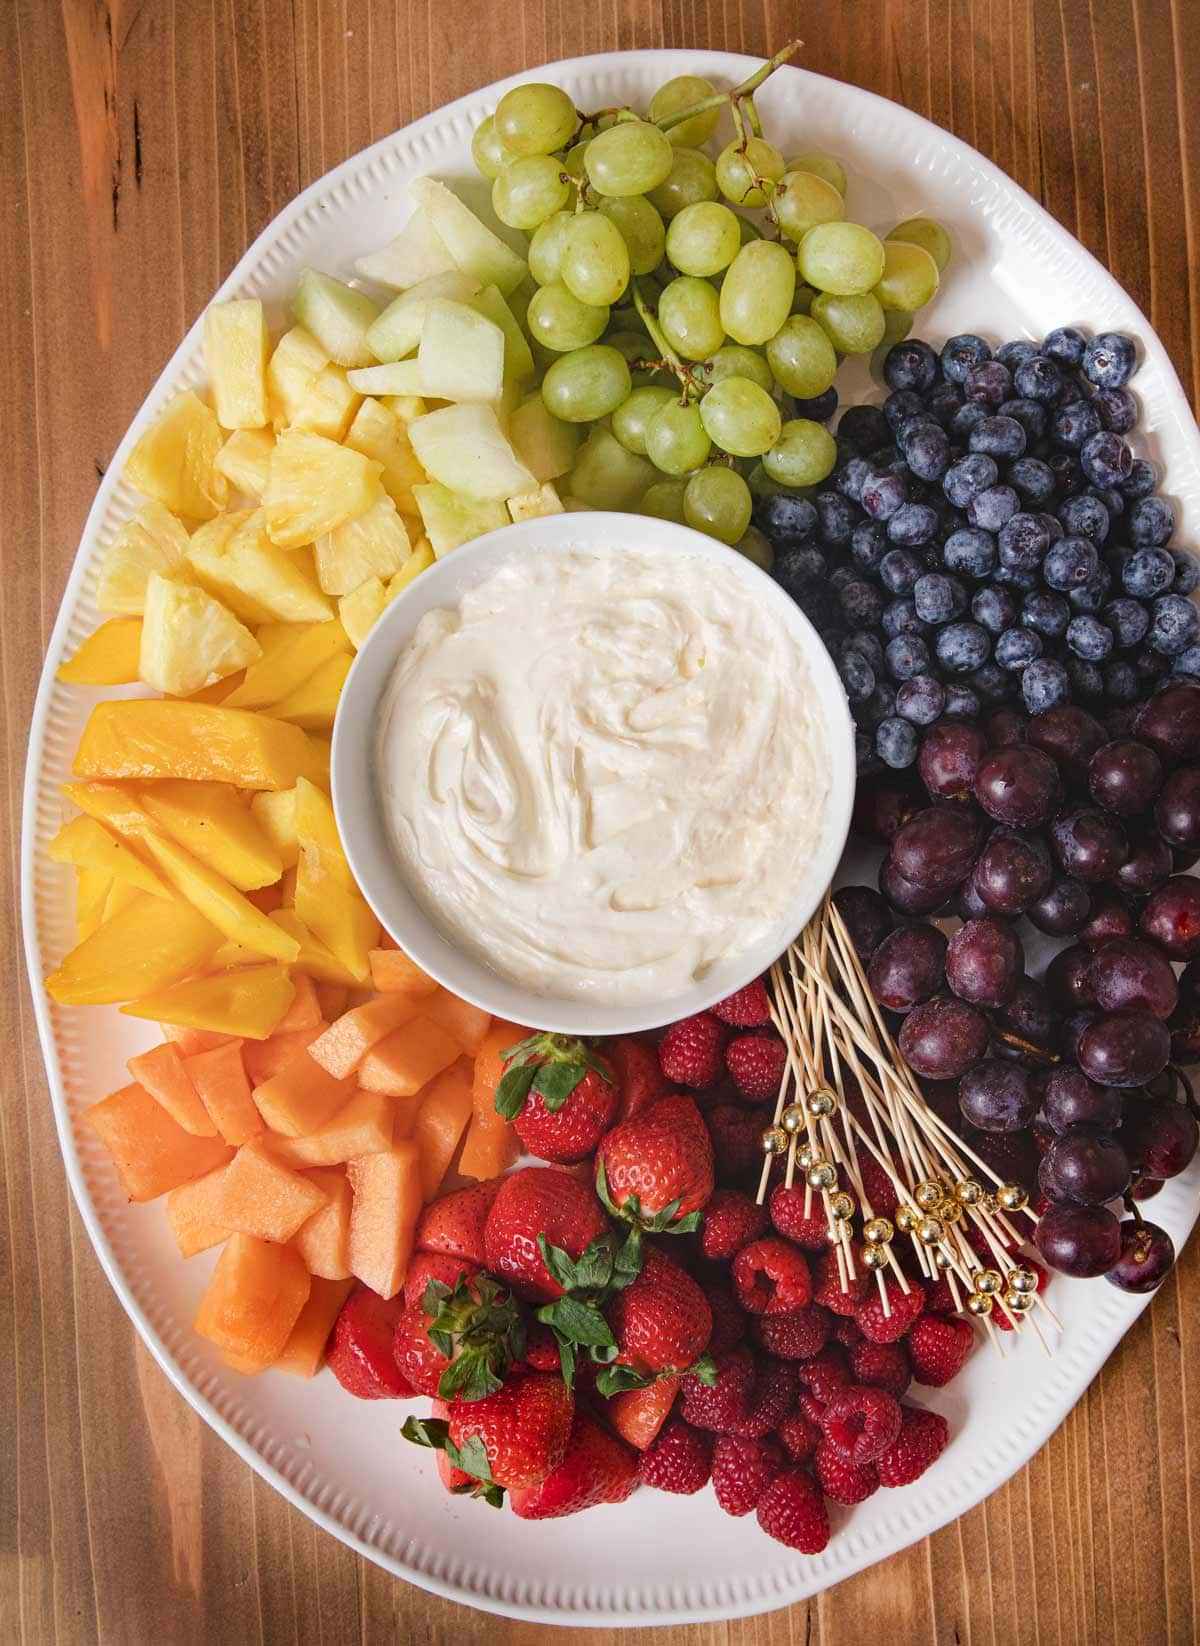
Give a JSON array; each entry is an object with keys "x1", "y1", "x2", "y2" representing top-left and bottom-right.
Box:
[
  {"x1": 530, "y1": 1060, "x2": 585, "y2": 1111},
  {"x1": 611, "y1": 1224, "x2": 644, "y2": 1290},
  {"x1": 588, "y1": 1342, "x2": 619, "y2": 1364},
  {"x1": 595, "y1": 1363, "x2": 651, "y2": 1397},
  {"x1": 557, "y1": 1336, "x2": 577, "y2": 1391},
  {"x1": 445, "y1": 1434, "x2": 494, "y2": 1483},
  {"x1": 437, "y1": 1350, "x2": 504, "y2": 1404},
  {"x1": 687, "y1": 1353, "x2": 718, "y2": 1385},
  {"x1": 420, "y1": 1277, "x2": 453, "y2": 1316},
  {"x1": 537, "y1": 1295, "x2": 615, "y2": 1349},
  {"x1": 537, "y1": 1234, "x2": 584, "y2": 1294},
  {"x1": 400, "y1": 1416, "x2": 449, "y2": 1451},
  {"x1": 494, "y1": 1062, "x2": 537, "y2": 1119},
  {"x1": 429, "y1": 1325, "x2": 455, "y2": 1359},
  {"x1": 583, "y1": 1046, "x2": 616, "y2": 1084},
  {"x1": 450, "y1": 1478, "x2": 505, "y2": 1509}
]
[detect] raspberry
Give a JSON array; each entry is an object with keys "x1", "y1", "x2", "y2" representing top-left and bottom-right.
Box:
[
  {"x1": 797, "y1": 1390, "x2": 828, "y2": 1425},
  {"x1": 907, "y1": 1314, "x2": 974, "y2": 1386},
  {"x1": 795, "y1": 1344, "x2": 851, "y2": 1401},
  {"x1": 638, "y1": 1417, "x2": 713, "y2": 1494},
  {"x1": 706, "y1": 1103, "x2": 765, "y2": 1184},
  {"x1": 831, "y1": 1315, "x2": 864, "y2": 1349},
  {"x1": 819, "y1": 1385, "x2": 903, "y2": 1464},
  {"x1": 699, "y1": 1188, "x2": 769, "y2": 1261},
  {"x1": 768, "y1": 1182, "x2": 833, "y2": 1250},
  {"x1": 725, "y1": 1035, "x2": 787, "y2": 1103},
  {"x1": 776, "y1": 1410, "x2": 821, "y2": 1461},
  {"x1": 855, "y1": 1276, "x2": 927, "y2": 1343},
  {"x1": 850, "y1": 1338, "x2": 911, "y2": 1398},
  {"x1": 756, "y1": 1467, "x2": 831, "y2": 1553},
  {"x1": 712, "y1": 1434, "x2": 784, "y2": 1515},
  {"x1": 993, "y1": 1260, "x2": 1046, "y2": 1331},
  {"x1": 704, "y1": 1281, "x2": 749, "y2": 1355},
  {"x1": 812, "y1": 1246, "x2": 870, "y2": 1316},
  {"x1": 711, "y1": 978, "x2": 773, "y2": 1027},
  {"x1": 659, "y1": 1013, "x2": 727, "y2": 1088},
  {"x1": 753, "y1": 1304, "x2": 831, "y2": 1361},
  {"x1": 923, "y1": 1274, "x2": 957, "y2": 1316},
  {"x1": 858, "y1": 1154, "x2": 901, "y2": 1219},
  {"x1": 733, "y1": 1238, "x2": 812, "y2": 1315},
  {"x1": 680, "y1": 1345, "x2": 755, "y2": 1431},
  {"x1": 815, "y1": 1438, "x2": 880, "y2": 1504},
  {"x1": 876, "y1": 1404, "x2": 950, "y2": 1486},
  {"x1": 726, "y1": 1356, "x2": 798, "y2": 1438}
]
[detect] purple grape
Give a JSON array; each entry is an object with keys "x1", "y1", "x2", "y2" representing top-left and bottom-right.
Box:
[
  {"x1": 946, "y1": 917, "x2": 1023, "y2": 1007},
  {"x1": 1154, "y1": 766, "x2": 1200, "y2": 850},
  {"x1": 1028, "y1": 876, "x2": 1092, "y2": 937},
  {"x1": 1115, "y1": 831, "x2": 1173, "y2": 897},
  {"x1": 1139, "y1": 876, "x2": 1200, "y2": 959},
  {"x1": 1044, "y1": 945, "x2": 1096, "y2": 1012},
  {"x1": 1078, "y1": 1013, "x2": 1171, "y2": 1088},
  {"x1": 994, "y1": 978, "x2": 1060, "y2": 1060},
  {"x1": 1133, "y1": 680, "x2": 1200, "y2": 760},
  {"x1": 984, "y1": 707, "x2": 1029, "y2": 747},
  {"x1": 1122, "y1": 1098, "x2": 1199, "y2": 1178},
  {"x1": 974, "y1": 746, "x2": 1061, "y2": 827},
  {"x1": 1036, "y1": 1202, "x2": 1122, "y2": 1276},
  {"x1": 1087, "y1": 738, "x2": 1164, "y2": 816},
  {"x1": 1050, "y1": 808, "x2": 1129, "y2": 882},
  {"x1": 878, "y1": 855, "x2": 951, "y2": 916},
  {"x1": 1105, "y1": 1219, "x2": 1175, "y2": 1293},
  {"x1": 1063, "y1": 1009, "x2": 1099, "y2": 1063},
  {"x1": 1026, "y1": 704, "x2": 1107, "y2": 777},
  {"x1": 917, "y1": 719, "x2": 988, "y2": 799},
  {"x1": 867, "y1": 924, "x2": 948, "y2": 1012},
  {"x1": 832, "y1": 886, "x2": 893, "y2": 961},
  {"x1": 1042, "y1": 1067, "x2": 1123, "y2": 1134},
  {"x1": 899, "y1": 996, "x2": 990, "y2": 1079},
  {"x1": 958, "y1": 1059, "x2": 1037, "y2": 1132},
  {"x1": 1088, "y1": 937, "x2": 1178, "y2": 1020},
  {"x1": 1044, "y1": 1127, "x2": 1131, "y2": 1205},
  {"x1": 1079, "y1": 888, "x2": 1137, "y2": 949},
  {"x1": 891, "y1": 804, "x2": 983, "y2": 890},
  {"x1": 957, "y1": 870, "x2": 992, "y2": 921},
  {"x1": 853, "y1": 774, "x2": 922, "y2": 844},
  {"x1": 1130, "y1": 1176, "x2": 1164, "y2": 1201},
  {"x1": 974, "y1": 828, "x2": 1053, "y2": 915}
]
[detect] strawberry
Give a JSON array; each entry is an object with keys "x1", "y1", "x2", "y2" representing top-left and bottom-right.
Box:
[
  {"x1": 521, "y1": 1323, "x2": 562, "y2": 1372},
  {"x1": 638, "y1": 1417, "x2": 713, "y2": 1493},
  {"x1": 416, "y1": 1179, "x2": 504, "y2": 1269},
  {"x1": 606, "y1": 1034, "x2": 671, "y2": 1121},
  {"x1": 776, "y1": 1410, "x2": 821, "y2": 1462},
  {"x1": 756, "y1": 1467, "x2": 830, "y2": 1552},
  {"x1": 658, "y1": 1013, "x2": 727, "y2": 1088},
  {"x1": 753, "y1": 1304, "x2": 831, "y2": 1361},
  {"x1": 711, "y1": 978, "x2": 773, "y2": 1028},
  {"x1": 712, "y1": 1434, "x2": 784, "y2": 1516},
  {"x1": 429, "y1": 1399, "x2": 484, "y2": 1496},
  {"x1": 819, "y1": 1385, "x2": 902, "y2": 1464},
  {"x1": 403, "y1": 1250, "x2": 478, "y2": 1311},
  {"x1": 855, "y1": 1276, "x2": 927, "y2": 1344},
  {"x1": 725, "y1": 1035, "x2": 787, "y2": 1103},
  {"x1": 327, "y1": 1285, "x2": 413, "y2": 1400},
  {"x1": 768, "y1": 1182, "x2": 834, "y2": 1250},
  {"x1": 393, "y1": 1271, "x2": 526, "y2": 1402},
  {"x1": 605, "y1": 1375, "x2": 679, "y2": 1451},
  {"x1": 732, "y1": 1238, "x2": 812, "y2": 1315},
  {"x1": 600, "y1": 1246, "x2": 713, "y2": 1387},
  {"x1": 815, "y1": 1438, "x2": 879, "y2": 1504},
  {"x1": 496, "y1": 1033, "x2": 619, "y2": 1163},
  {"x1": 906, "y1": 1314, "x2": 974, "y2": 1386},
  {"x1": 679, "y1": 1344, "x2": 755, "y2": 1432},
  {"x1": 699, "y1": 1188, "x2": 769, "y2": 1261},
  {"x1": 596, "y1": 1095, "x2": 714, "y2": 1233},
  {"x1": 403, "y1": 1370, "x2": 574, "y2": 1491},
  {"x1": 875, "y1": 1404, "x2": 950, "y2": 1485},
  {"x1": 483, "y1": 1167, "x2": 608, "y2": 1303},
  {"x1": 850, "y1": 1339, "x2": 911, "y2": 1398},
  {"x1": 705, "y1": 1102, "x2": 764, "y2": 1184},
  {"x1": 509, "y1": 1411, "x2": 639, "y2": 1519}
]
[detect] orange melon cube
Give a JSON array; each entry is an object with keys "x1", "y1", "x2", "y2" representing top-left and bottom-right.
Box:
[
  {"x1": 459, "y1": 1017, "x2": 526, "y2": 1181},
  {"x1": 292, "y1": 1166, "x2": 352, "y2": 1279},
  {"x1": 252, "y1": 1050, "x2": 356, "y2": 1137},
  {"x1": 314, "y1": 981, "x2": 349, "y2": 1019},
  {"x1": 472, "y1": 1017, "x2": 530, "y2": 1105},
  {"x1": 194, "y1": 1233, "x2": 311, "y2": 1369},
  {"x1": 83, "y1": 1082, "x2": 233, "y2": 1201},
  {"x1": 126, "y1": 1041, "x2": 216, "y2": 1137},
  {"x1": 184, "y1": 1040, "x2": 263, "y2": 1147},
  {"x1": 307, "y1": 992, "x2": 424, "y2": 1080},
  {"x1": 165, "y1": 1164, "x2": 231, "y2": 1256},
  {"x1": 413, "y1": 1058, "x2": 475, "y2": 1201},
  {"x1": 347, "y1": 1140, "x2": 421, "y2": 1298},
  {"x1": 423, "y1": 990, "x2": 492, "y2": 1055},
  {"x1": 242, "y1": 1023, "x2": 327, "y2": 1087},
  {"x1": 272, "y1": 972, "x2": 322, "y2": 1031},
  {"x1": 368, "y1": 947, "x2": 438, "y2": 995},
  {"x1": 357, "y1": 1016, "x2": 460, "y2": 1097},
  {"x1": 214, "y1": 1142, "x2": 329, "y2": 1242},
  {"x1": 265, "y1": 1088, "x2": 394, "y2": 1167},
  {"x1": 161, "y1": 1023, "x2": 238, "y2": 1056},
  {"x1": 273, "y1": 1276, "x2": 355, "y2": 1376},
  {"x1": 392, "y1": 1100, "x2": 419, "y2": 1142}
]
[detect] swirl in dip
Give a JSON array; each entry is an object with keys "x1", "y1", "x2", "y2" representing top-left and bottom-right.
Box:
[{"x1": 375, "y1": 544, "x2": 830, "y2": 1005}]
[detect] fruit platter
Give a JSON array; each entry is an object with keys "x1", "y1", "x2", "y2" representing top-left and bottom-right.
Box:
[{"x1": 21, "y1": 44, "x2": 1200, "y2": 1627}]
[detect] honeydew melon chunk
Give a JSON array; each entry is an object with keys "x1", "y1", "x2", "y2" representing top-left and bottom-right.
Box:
[
  {"x1": 508, "y1": 393, "x2": 580, "y2": 482},
  {"x1": 290, "y1": 270, "x2": 380, "y2": 369},
  {"x1": 408, "y1": 403, "x2": 534, "y2": 501},
  {"x1": 346, "y1": 361, "x2": 427, "y2": 396},
  {"x1": 567, "y1": 427, "x2": 655, "y2": 510},
  {"x1": 413, "y1": 482, "x2": 507, "y2": 558},
  {"x1": 365, "y1": 272, "x2": 483, "y2": 362},
  {"x1": 409, "y1": 177, "x2": 527, "y2": 297},
  {"x1": 355, "y1": 210, "x2": 458, "y2": 289},
  {"x1": 470, "y1": 285, "x2": 535, "y2": 385},
  {"x1": 416, "y1": 301, "x2": 505, "y2": 403}
]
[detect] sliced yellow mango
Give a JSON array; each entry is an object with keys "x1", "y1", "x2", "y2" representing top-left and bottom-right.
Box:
[
  {"x1": 268, "y1": 909, "x2": 361, "y2": 987},
  {"x1": 138, "y1": 832, "x2": 300, "y2": 962},
  {"x1": 75, "y1": 867, "x2": 113, "y2": 941},
  {"x1": 45, "y1": 892, "x2": 224, "y2": 1005},
  {"x1": 222, "y1": 621, "x2": 350, "y2": 710},
  {"x1": 48, "y1": 814, "x2": 169, "y2": 896},
  {"x1": 122, "y1": 963, "x2": 295, "y2": 1040},
  {"x1": 248, "y1": 788, "x2": 299, "y2": 870},
  {"x1": 270, "y1": 653, "x2": 352, "y2": 731},
  {"x1": 57, "y1": 619, "x2": 144, "y2": 686},
  {"x1": 136, "y1": 780, "x2": 283, "y2": 891},
  {"x1": 73, "y1": 701, "x2": 309, "y2": 790}
]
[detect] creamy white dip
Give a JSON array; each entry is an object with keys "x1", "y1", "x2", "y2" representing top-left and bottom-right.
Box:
[{"x1": 375, "y1": 545, "x2": 830, "y2": 1004}]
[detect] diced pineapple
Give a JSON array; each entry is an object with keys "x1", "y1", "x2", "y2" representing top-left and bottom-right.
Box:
[
  {"x1": 416, "y1": 301, "x2": 505, "y2": 403},
  {"x1": 471, "y1": 285, "x2": 535, "y2": 386},
  {"x1": 262, "y1": 430, "x2": 384, "y2": 549},
  {"x1": 408, "y1": 403, "x2": 534, "y2": 501},
  {"x1": 355, "y1": 209, "x2": 459, "y2": 289},
  {"x1": 379, "y1": 395, "x2": 427, "y2": 427},
  {"x1": 507, "y1": 481, "x2": 564, "y2": 523},
  {"x1": 187, "y1": 509, "x2": 332, "y2": 623},
  {"x1": 124, "y1": 391, "x2": 228, "y2": 521},
  {"x1": 346, "y1": 362, "x2": 427, "y2": 397},
  {"x1": 338, "y1": 577, "x2": 389, "y2": 649},
  {"x1": 365, "y1": 272, "x2": 482, "y2": 363},
  {"x1": 290, "y1": 271, "x2": 379, "y2": 369},
  {"x1": 96, "y1": 502, "x2": 192, "y2": 614},
  {"x1": 508, "y1": 392, "x2": 581, "y2": 483},
  {"x1": 291, "y1": 365, "x2": 362, "y2": 442},
  {"x1": 140, "y1": 572, "x2": 261, "y2": 696},
  {"x1": 343, "y1": 399, "x2": 425, "y2": 515},
  {"x1": 270, "y1": 653, "x2": 352, "y2": 730},
  {"x1": 409, "y1": 178, "x2": 527, "y2": 297},
  {"x1": 203, "y1": 299, "x2": 269, "y2": 430},
  {"x1": 413, "y1": 483, "x2": 507, "y2": 558},
  {"x1": 388, "y1": 537, "x2": 435, "y2": 595},
  {"x1": 313, "y1": 496, "x2": 412, "y2": 596},
  {"x1": 266, "y1": 325, "x2": 330, "y2": 429},
  {"x1": 215, "y1": 427, "x2": 276, "y2": 500}
]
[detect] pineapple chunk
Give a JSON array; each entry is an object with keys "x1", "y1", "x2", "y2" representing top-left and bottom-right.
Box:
[
  {"x1": 262, "y1": 430, "x2": 384, "y2": 549},
  {"x1": 471, "y1": 285, "x2": 535, "y2": 385},
  {"x1": 96, "y1": 502, "x2": 192, "y2": 614},
  {"x1": 355, "y1": 208, "x2": 458, "y2": 289},
  {"x1": 140, "y1": 573, "x2": 261, "y2": 696},
  {"x1": 343, "y1": 399, "x2": 425, "y2": 515},
  {"x1": 408, "y1": 403, "x2": 534, "y2": 501},
  {"x1": 313, "y1": 496, "x2": 412, "y2": 596},
  {"x1": 267, "y1": 325, "x2": 330, "y2": 428},
  {"x1": 379, "y1": 394, "x2": 427, "y2": 426},
  {"x1": 507, "y1": 481, "x2": 564, "y2": 523},
  {"x1": 409, "y1": 178, "x2": 527, "y2": 297},
  {"x1": 215, "y1": 427, "x2": 276, "y2": 500},
  {"x1": 290, "y1": 271, "x2": 379, "y2": 369},
  {"x1": 366, "y1": 272, "x2": 482, "y2": 363},
  {"x1": 416, "y1": 301, "x2": 505, "y2": 402},
  {"x1": 389, "y1": 537, "x2": 435, "y2": 594},
  {"x1": 508, "y1": 392, "x2": 580, "y2": 483},
  {"x1": 270, "y1": 653, "x2": 352, "y2": 730},
  {"x1": 203, "y1": 299, "x2": 269, "y2": 429},
  {"x1": 413, "y1": 483, "x2": 507, "y2": 558},
  {"x1": 291, "y1": 365, "x2": 362, "y2": 442},
  {"x1": 187, "y1": 509, "x2": 332, "y2": 623},
  {"x1": 338, "y1": 577, "x2": 389, "y2": 649},
  {"x1": 125, "y1": 391, "x2": 228, "y2": 521}
]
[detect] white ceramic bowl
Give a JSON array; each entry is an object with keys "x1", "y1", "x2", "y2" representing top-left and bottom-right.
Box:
[{"x1": 331, "y1": 510, "x2": 856, "y2": 1034}]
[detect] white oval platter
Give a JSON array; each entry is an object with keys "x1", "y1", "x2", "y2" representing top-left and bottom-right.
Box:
[{"x1": 21, "y1": 47, "x2": 1200, "y2": 1628}]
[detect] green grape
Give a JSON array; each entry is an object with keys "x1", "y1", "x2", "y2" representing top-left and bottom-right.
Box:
[
  {"x1": 647, "y1": 147, "x2": 718, "y2": 219},
  {"x1": 785, "y1": 151, "x2": 847, "y2": 195},
  {"x1": 658, "y1": 276, "x2": 725, "y2": 361},
  {"x1": 797, "y1": 221, "x2": 886, "y2": 296},
  {"x1": 528, "y1": 212, "x2": 575, "y2": 285},
  {"x1": 747, "y1": 460, "x2": 787, "y2": 500},
  {"x1": 715, "y1": 138, "x2": 785, "y2": 208},
  {"x1": 732, "y1": 524, "x2": 774, "y2": 571},
  {"x1": 774, "y1": 171, "x2": 845, "y2": 243},
  {"x1": 665, "y1": 201, "x2": 741, "y2": 276},
  {"x1": 492, "y1": 156, "x2": 570, "y2": 230},
  {"x1": 541, "y1": 344, "x2": 632, "y2": 422},
  {"x1": 887, "y1": 216, "x2": 952, "y2": 272},
  {"x1": 605, "y1": 329, "x2": 656, "y2": 382},
  {"x1": 471, "y1": 116, "x2": 516, "y2": 180},
  {"x1": 699, "y1": 344, "x2": 774, "y2": 393},
  {"x1": 612, "y1": 385, "x2": 677, "y2": 454},
  {"x1": 737, "y1": 215, "x2": 762, "y2": 244},
  {"x1": 568, "y1": 426, "x2": 656, "y2": 510},
  {"x1": 880, "y1": 307, "x2": 914, "y2": 348},
  {"x1": 645, "y1": 399, "x2": 711, "y2": 474},
  {"x1": 640, "y1": 476, "x2": 690, "y2": 523},
  {"x1": 810, "y1": 290, "x2": 886, "y2": 355},
  {"x1": 559, "y1": 212, "x2": 631, "y2": 306},
  {"x1": 494, "y1": 82, "x2": 578, "y2": 157},
  {"x1": 791, "y1": 284, "x2": 816, "y2": 315},
  {"x1": 563, "y1": 141, "x2": 589, "y2": 181},
  {"x1": 585, "y1": 120, "x2": 674, "y2": 197},
  {"x1": 526, "y1": 283, "x2": 609, "y2": 351},
  {"x1": 698, "y1": 375, "x2": 782, "y2": 458},
  {"x1": 683, "y1": 464, "x2": 753, "y2": 544},
  {"x1": 765, "y1": 314, "x2": 838, "y2": 396},
  {"x1": 647, "y1": 75, "x2": 722, "y2": 149},
  {"x1": 597, "y1": 195, "x2": 666, "y2": 276},
  {"x1": 873, "y1": 240, "x2": 940, "y2": 311},
  {"x1": 764, "y1": 418, "x2": 837, "y2": 487},
  {"x1": 720, "y1": 240, "x2": 795, "y2": 346}
]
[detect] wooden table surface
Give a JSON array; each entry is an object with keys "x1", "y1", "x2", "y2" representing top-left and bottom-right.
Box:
[{"x1": 4, "y1": 3, "x2": 1199, "y2": 1642}]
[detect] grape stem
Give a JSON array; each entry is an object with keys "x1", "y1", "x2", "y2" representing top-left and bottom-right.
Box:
[
  {"x1": 650, "y1": 38, "x2": 803, "y2": 134},
  {"x1": 631, "y1": 281, "x2": 709, "y2": 403}
]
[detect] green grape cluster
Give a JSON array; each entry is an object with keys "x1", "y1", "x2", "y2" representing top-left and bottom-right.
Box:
[{"x1": 473, "y1": 51, "x2": 950, "y2": 561}]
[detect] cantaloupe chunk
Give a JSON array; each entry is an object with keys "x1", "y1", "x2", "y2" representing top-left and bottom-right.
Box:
[
  {"x1": 307, "y1": 992, "x2": 425, "y2": 1081},
  {"x1": 242, "y1": 1023, "x2": 328, "y2": 1087},
  {"x1": 273, "y1": 1276, "x2": 356, "y2": 1377},
  {"x1": 315, "y1": 981, "x2": 350, "y2": 1020},
  {"x1": 126, "y1": 1041, "x2": 217, "y2": 1137},
  {"x1": 423, "y1": 990, "x2": 492, "y2": 1054},
  {"x1": 194, "y1": 1233, "x2": 311, "y2": 1369},
  {"x1": 184, "y1": 1040, "x2": 263, "y2": 1147},
  {"x1": 266, "y1": 1088, "x2": 394, "y2": 1167},
  {"x1": 292, "y1": 1167, "x2": 352, "y2": 1279},
  {"x1": 162, "y1": 1023, "x2": 239, "y2": 1055},
  {"x1": 367, "y1": 947, "x2": 439, "y2": 995},
  {"x1": 346, "y1": 1140, "x2": 421, "y2": 1298},
  {"x1": 165, "y1": 1164, "x2": 231, "y2": 1256},
  {"x1": 273, "y1": 973, "x2": 322, "y2": 1032},
  {"x1": 357, "y1": 1016, "x2": 460, "y2": 1097},
  {"x1": 252, "y1": 1049, "x2": 357, "y2": 1137},
  {"x1": 392, "y1": 1101, "x2": 419, "y2": 1142},
  {"x1": 83, "y1": 1082, "x2": 233, "y2": 1201},
  {"x1": 458, "y1": 1017, "x2": 526, "y2": 1181},
  {"x1": 215, "y1": 1142, "x2": 329, "y2": 1242},
  {"x1": 124, "y1": 963, "x2": 295, "y2": 1040},
  {"x1": 413, "y1": 1058, "x2": 475, "y2": 1200}
]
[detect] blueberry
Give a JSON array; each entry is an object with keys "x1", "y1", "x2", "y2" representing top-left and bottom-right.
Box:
[
  {"x1": 951, "y1": 399, "x2": 991, "y2": 442},
  {"x1": 1121, "y1": 547, "x2": 1176, "y2": 599},
  {"x1": 1021, "y1": 657, "x2": 1071, "y2": 713},
  {"x1": 882, "y1": 598, "x2": 926, "y2": 639},
  {"x1": 994, "y1": 563, "x2": 1040, "y2": 593},
  {"x1": 876, "y1": 716, "x2": 920, "y2": 769},
  {"x1": 864, "y1": 679, "x2": 898, "y2": 720},
  {"x1": 1022, "y1": 589, "x2": 1071, "y2": 638},
  {"x1": 1172, "y1": 551, "x2": 1199, "y2": 595},
  {"x1": 861, "y1": 469, "x2": 908, "y2": 521},
  {"x1": 793, "y1": 385, "x2": 839, "y2": 423},
  {"x1": 819, "y1": 492, "x2": 863, "y2": 545},
  {"x1": 937, "y1": 334, "x2": 989, "y2": 383},
  {"x1": 995, "y1": 626, "x2": 1044, "y2": 671},
  {"x1": 913, "y1": 572, "x2": 967, "y2": 624},
  {"x1": 884, "y1": 339, "x2": 939, "y2": 393},
  {"x1": 1068, "y1": 568, "x2": 1112, "y2": 614},
  {"x1": 902, "y1": 423, "x2": 952, "y2": 482},
  {"x1": 1052, "y1": 399, "x2": 1103, "y2": 450},
  {"x1": 998, "y1": 512, "x2": 1052, "y2": 572},
  {"x1": 969, "y1": 414, "x2": 1027, "y2": 460},
  {"x1": 837, "y1": 648, "x2": 877, "y2": 702},
  {"x1": 1067, "y1": 656, "x2": 1105, "y2": 701},
  {"x1": 1103, "y1": 659, "x2": 1140, "y2": 702},
  {"x1": 1013, "y1": 354, "x2": 1064, "y2": 404},
  {"x1": 883, "y1": 388, "x2": 928, "y2": 430},
  {"x1": 998, "y1": 398, "x2": 1048, "y2": 443},
  {"x1": 925, "y1": 382, "x2": 964, "y2": 427},
  {"x1": 1055, "y1": 495, "x2": 1108, "y2": 547},
  {"x1": 884, "y1": 633, "x2": 931, "y2": 680},
  {"x1": 944, "y1": 684, "x2": 982, "y2": 717},
  {"x1": 848, "y1": 521, "x2": 888, "y2": 576},
  {"x1": 964, "y1": 360, "x2": 1013, "y2": 407},
  {"x1": 1092, "y1": 386, "x2": 1137, "y2": 434},
  {"x1": 935, "y1": 620, "x2": 991, "y2": 674},
  {"x1": 1043, "y1": 534, "x2": 1099, "y2": 590},
  {"x1": 835, "y1": 455, "x2": 874, "y2": 504},
  {"x1": 844, "y1": 630, "x2": 885, "y2": 672},
  {"x1": 1046, "y1": 451, "x2": 1087, "y2": 495},
  {"x1": 841, "y1": 580, "x2": 887, "y2": 629},
  {"x1": 1172, "y1": 645, "x2": 1200, "y2": 678},
  {"x1": 1083, "y1": 332, "x2": 1137, "y2": 389},
  {"x1": 1101, "y1": 598, "x2": 1150, "y2": 649},
  {"x1": 887, "y1": 501, "x2": 940, "y2": 547},
  {"x1": 1128, "y1": 495, "x2": 1174, "y2": 547},
  {"x1": 879, "y1": 548, "x2": 923, "y2": 596},
  {"x1": 855, "y1": 730, "x2": 880, "y2": 774},
  {"x1": 774, "y1": 543, "x2": 828, "y2": 592},
  {"x1": 756, "y1": 493, "x2": 819, "y2": 545},
  {"x1": 1149, "y1": 593, "x2": 1200, "y2": 656},
  {"x1": 1043, "y1": 326, "x2": 1088, "y2": 368},
  {"x1": 1121, "y1": 458, "x2": 1158, "y2": 500},
  {"x1": 895, "y1": 674, "x2": 947, "y2": 725},
  {"x1": 973, "y1": 585, "x2": 1017, "y2": 634},
  {"x1": 838, "y1": 404, "x2": 892, "y2": 455},
  {"x1": 1066, "y1": 615, "x2": 1114, "y2": 660},
  {"x1": 1008, "y1": 456, "x2": 1058, "y2": 507},
  {"x1": 1081, "y1": 431, "x2": 1133, "y2": 488},
  {"x1": 997, "y1": 340, "x2": 1040, "y2": 370},
  {"x1": 945, "y1": 526, "x2": 998, "y2": 579},
  {"x1": 969, "y1": 661, "x2": 1012, "y2": 704},
  {"x1": 968, "y1": 485, "x2": 1021, "y2": 532},
  {"x1": 943, "y1": 453, "x2": 998, "y2": 509},
  {"x1": 1135, "y1": 651, "x2": 1170, "y2": 687}
]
